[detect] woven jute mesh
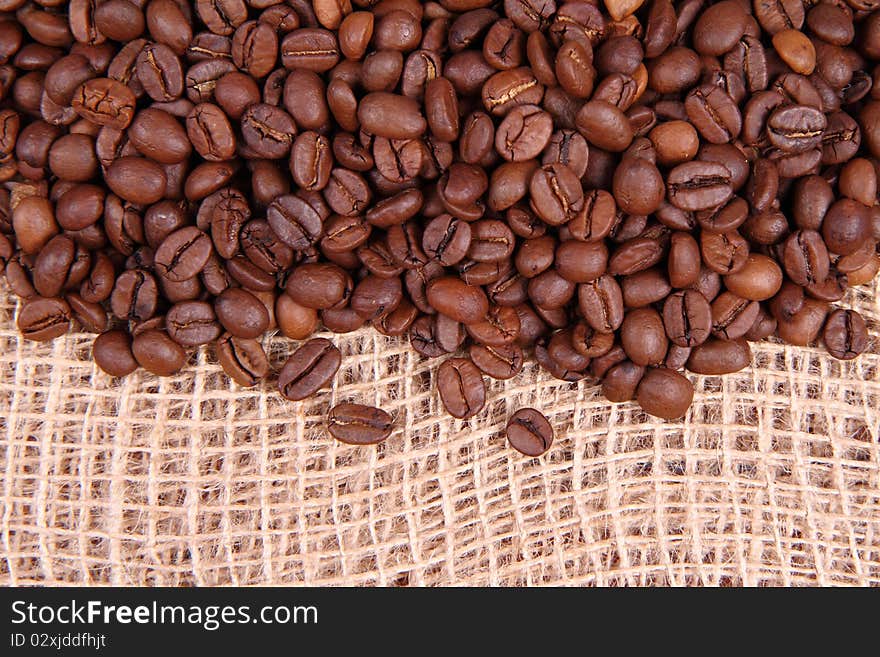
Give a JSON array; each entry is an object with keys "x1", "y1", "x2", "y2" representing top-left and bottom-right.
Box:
[{"x1": 1, "y1": 276, "x2": 879, "y2": 587}]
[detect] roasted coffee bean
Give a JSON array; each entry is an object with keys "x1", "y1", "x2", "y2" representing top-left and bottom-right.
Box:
[
  {"x1": 578, "y1": 275, "x2": 624, "y2": 333},
  {"x1": 167, "y1": 301, "x2": 221, "y2": 347},
  {"x1": 437, "y1": 358, "x2": 485, "y2": 420},
  {"x1": 215, "y1": 333, "x2": 269, "y2": 387},
  {"x1": 241, "y1": 103, "x2": 297, "y2": 159},
  {"x1": 426, "y1": 276, "x2": 489, "y2": 324},
  {"x1": 602, "y1": 360, "x2": 645, "y2": 403},
  {"x1": 154, "y1": 227, "x2": 212, "y2": 282},
  {"x1": 71, "y1": 78, "x2": 135, "y2": 129},
  {"x1": 93, "y1": 329, "x2": 138, "y2": 377},
  {"x1": 667, "y1": 161, "x2": 733, "y2": 212},
  {"x1": 782, "y1": 229, "x2": 830, "y2": 286},
  {"x1": 215, "y1": 287, "x2": 270, "y2": 339},
  {"x1": 776, "y1": 297, "x2": 829, "y2": 346},
  {"x1": 662, "y1": 290, "x2": 712, "y2": 348},
  {"x1": 823, "y1": 309, "x2": 868, "y2": 361},
  {"x1": 711, "y1": 292, "x2": 760, "y2": 340},
  {"x1": 278, "y1": 337, "x2": 341, "y2": 400},
  {"x1": 686, "y1": 337, "x2": 752, "y2": 375},
  {"x1": 700, "y1": 230, "x2": 750, "y2": 275},
  {"x1": 131, "y1": 328, "x2": 186, "y2": 377},
  {"x1": 506, "y1": 408, "x2": 553, "y2": 456},
  {"x1": 327, "y1": 403, "x2": 393, "y2": 445},
  {"x1": 285, "y1": 263, "x2": 352, "y2": 310},
  {"x1": 469, "y1": 342, "x2": 524, "y2": 379},
  {"x1": 136, "y1": 43, "x2": 184, "y2": 102},
  {"x1": 110, "y1": 269, "x2": 158, "y2": 321},
  {"x1": 685, "y1": 84, "x2": 741, "y2": 144},
  {"x1": 723, "y1": 254, "x2": 783, "y2": 301},
  {"x1": 17, "y1": 296, "x2": 71, "y2": 341},
  {"x1": 636, "y1": 367, "x2": 694, "y2": 420}
]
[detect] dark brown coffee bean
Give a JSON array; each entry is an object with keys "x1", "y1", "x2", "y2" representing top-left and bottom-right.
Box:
[
  {"x1": 481, "y1": 67, "x2": 544, "y2": 116},
  {"x1": 575, "y1": 100, "x2": 633, "y2": 152},
  {"x1": 602, "y1": 360, "x2": 645, "y2": 403},
  {"x1": 506, "y1": 408, "x2": 553, "y2": 456},
  {"x1": 667, "y1": 161, "x2": 733, "y2": 211},
  {"x1": 71, "y1": 77, "x2": 135, "y2": 129},
  {"x1": 776, "y1": 297, "x2": 829, "y2": 346},
  {"x1": 723, "y1": 254, "x2": 783, "y2": 301},
  {"x1": 823, "y1": 309, "x2": 868, "y2": 360},
  {"x1": 278, "y1": 337, "x2": 341, "y2": 400},
  {"x1": 105, "y1": 156, "x2": 167, "y2": 205},
  {"x1": 495, "y1": 104, "x2": 553, "y2": 162},
  {"x1": 93, "y1": 329, "x2": 138, "y2": 377},
  {"x1": 215, "y1": 287, "x2": 270, "y2": 339},
  {"x1": 467, "y1": 305, "x2": 521, "y2": 346},
  {"x1": 131, "y1": 328, "x2": 186, "y2": 377},
  {"x1": 154, "y1": 227, "x2": 212, "y2": 282},
  {"x1": 686, "y1": 337, "x2": 752, "y2": 374},
  {"x1": 358, "y1": 92, "x2": 427, "y2": 140},
  {"x1": 324, "y1": 168, "x2": 372, "y2": 216},
  {"x1": 422, "y1": 214, "x2": 472, "y2": 266},
  {"x1": 662, "y1": 289, "x2": 712, "y2": 348},
  {"x1": 685, "y1": 84, "x2": 742, "y2": 144},
  {"x1": 621, "y1": 307, "x2": 668, "y2": 366},
  {"x1": 529, "y1": 163, "x2": 584, "y2": 225},
  {"x1": 17, "y1": 296, "x2": 71, "y2": 341},
  {"x1": 241, "y1": 103, "x2": 296, "y2": 159},
  {"x1": 437, "y1": 358, "x2": 485, "y2": 420},
  {"x1": 186, "y1": 103, "x2": 236, "y2": 162},
  {"x1": 578, "y1": 275, "x2": 624, "y2": 333},
  {"x1": 291, "y1": 132, "x2": 333, "y2": 191},
  {"x1": 110, "y1": 269, "x2": 158, "y2": 321},
  {"x1": 822, "y1": 199, "x2": 871, "y2": 256},
  {"x1": 167, "y1": 301, "x2": 221, "y2": 347},
  {"x1": 409, "y1": 314, "x2": 445, "y2": 357},
  {"x1": 426, "y1": 276, "x2": 489, "y2": 324},
  {"x1": 469, "y1": 342, "x2": 524, "y2": 379},
  {"x1": 636, "y1": 367, "x2": 694, "y2": 419},
  {"x1": 285, "y1": 262, "x2": 352, "y2": 310},
  {"x1": 700, "y1": 230, "x2": 750, "y2": 275},
  {"x1": 215, "y1": 333, "x2": 269, "y2": 387},
  {"x1": 782, "y1": 229, "x2": 830, "y2": 286},
  {"x1": 327, "y1": 403, "x2": 393, "y2": 445},
  {"x1": 266, "y1": 194, "x2": 323, "y2": 251},
  {"x1": 136, "y1": 43, "x2": 184, "y2": 102},
  {"x1": 711, "y1": 291, "x2": 760, "y2": 340}
]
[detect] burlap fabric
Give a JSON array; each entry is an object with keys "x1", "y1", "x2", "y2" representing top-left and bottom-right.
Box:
[{"x1": 1, "y1": 275, "x2": 878, "y2": 587}]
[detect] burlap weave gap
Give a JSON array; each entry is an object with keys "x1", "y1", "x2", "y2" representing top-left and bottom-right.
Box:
[{"x1": 1, "y1": 278, "x2": 878, "y2": 586}]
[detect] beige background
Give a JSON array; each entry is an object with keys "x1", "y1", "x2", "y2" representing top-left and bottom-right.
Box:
[{"x1": 1, "y1": 278, "x2": 878, "y2": 587}]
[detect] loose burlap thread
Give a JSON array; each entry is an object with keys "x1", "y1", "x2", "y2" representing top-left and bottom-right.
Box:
[{"x1": 1, "y1": 275, "x2": 878, "y2": 587}]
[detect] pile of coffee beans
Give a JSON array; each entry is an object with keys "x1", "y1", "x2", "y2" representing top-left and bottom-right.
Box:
[{"x1": 1, "y1": 0, "x2": 879, "y2": 455}]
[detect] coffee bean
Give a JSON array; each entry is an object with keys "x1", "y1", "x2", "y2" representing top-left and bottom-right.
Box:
[
  {"x1": 822, "y1": 309, "x2": 868, "y2": 361},
  {"x1": 132, "y1": 328, "x2": 186, "y2": 377},
  {"x1": 662, "y1": 290, "x2": 712, "y2": 348},
  {"x1": 686, "y1": 337, "x2": 752, "y2": 375},
  {"x1": 325, "y1": 403, "x2": 393, "y2": 445},
  {"x1": 711, "y1": 291, "x2": 760, "y2": 340},
  {"x1": 71, "y1": 77, "x2": 135, "y2": 129},
  {"x1": 667, "y1": 161, "x2": 733, "y2": 211},
  {"x1": 278, "y1": 338, "x2": 341, "y2": 401},
  {"x1": 636, "y1": 367, "x2": 694, "y2": 420},
  {"x1": 17, "y1": 296, "x2": 71, "y2": 341},
  {"x1": 215, "y1": 287, "x2": 270, "y2": 339},
  {"x1": 437, "y1": 357, "x2": 485, "y2": 420},
  {"x1": 167, "y1": 301, "x2": 221, "y2": 347},
  {"x1": 215, "y1": 333, "x2": 269, "y2": 387},
  {"x1": 506, "y1": 408, "x2": 553, "y2": 456},
  {"x1": 93, "y1": 329, "x2": 138, "y2": 377},
  {"x1": 110, "y1": 269, "x2": 158, "y2": 321},
  {"x1": 426, "y1": 276, "x2": 489, "y2": 324},
  {"x1": 782, "y1": 229, "x2": 830, "y2": 286}
]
